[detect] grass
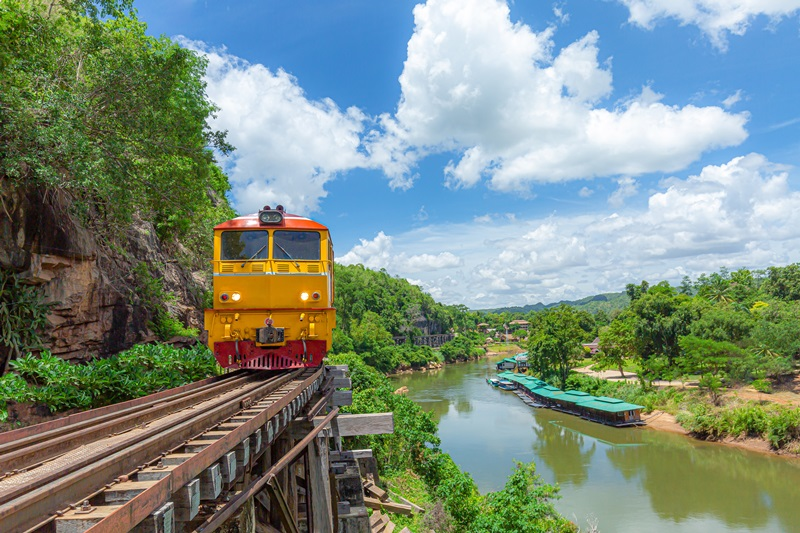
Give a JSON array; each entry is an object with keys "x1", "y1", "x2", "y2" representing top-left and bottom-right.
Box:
[
  {"x1": 381, "y1": 470, "x2": 433, "y2": 532},
  {"x1": 485, "y1": 343, "x2": 524, "y2": 355}
]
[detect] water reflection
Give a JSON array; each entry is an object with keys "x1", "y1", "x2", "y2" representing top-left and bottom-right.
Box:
[
  {"x1": 392, "y1": 357, "x2": 800, "y2": 533},
  {"x1": 606, "y1": 434, "x2": 800, "y2": 532},
  {"x1": 531, "y1": 421, "x2": 596, "y2": 486}
]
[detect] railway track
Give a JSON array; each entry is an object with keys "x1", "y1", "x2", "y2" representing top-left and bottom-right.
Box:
[{"x1": 0, "y1": 366, "x2": 330, "y2": 533}]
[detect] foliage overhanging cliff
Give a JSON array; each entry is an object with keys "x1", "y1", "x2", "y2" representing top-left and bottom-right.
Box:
[{"x1": 0, "y1": 0, "x2": 235, "y2": 369}]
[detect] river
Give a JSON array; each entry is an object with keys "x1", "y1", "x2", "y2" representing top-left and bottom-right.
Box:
[{"x1": 390, "y1": 356, "x2": 800, "y2": 533}]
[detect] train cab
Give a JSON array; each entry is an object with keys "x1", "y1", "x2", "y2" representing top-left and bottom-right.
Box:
[{"x1": 204, "y1": 205, "x2": 335, "y2": 369}]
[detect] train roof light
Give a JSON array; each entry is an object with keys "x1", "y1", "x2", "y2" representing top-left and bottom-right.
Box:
[{"x1": 258, "y1": 208, "x2": 283, "y2": 225}]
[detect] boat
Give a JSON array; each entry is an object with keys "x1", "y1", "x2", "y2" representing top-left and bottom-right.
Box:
[
  {"x1": 487, "y1": 377, "x2": 501, "y2": 387},
  {"x1": 497, "y1": 380, "x2": 515, "y2": 391}
]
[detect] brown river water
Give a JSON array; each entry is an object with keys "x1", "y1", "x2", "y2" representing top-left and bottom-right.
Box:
[{"x1": 390, "y1": 356, "x2": 800, "y2": 533}]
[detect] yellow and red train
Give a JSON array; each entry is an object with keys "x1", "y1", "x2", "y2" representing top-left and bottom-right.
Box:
[{"x1": 204, "y1": 205, "x2": 335, "y2": 369}]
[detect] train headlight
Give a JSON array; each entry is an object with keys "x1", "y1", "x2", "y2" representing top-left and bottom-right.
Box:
[
  {"x1": 258, "y1": 209, "x2": 283, "y2": 225},
  {"x1": 300, "y1": 292, "x2": 309, "y2": 301},
  {"x1": 231, "y1": 292, "x2": 241, "y2": 302},
  {"x1": 220, "y1": 293, "x2": 230, "y2": 302},
  {"x1": 312, "y1": 291, "x2": 321, "y2": 301}
]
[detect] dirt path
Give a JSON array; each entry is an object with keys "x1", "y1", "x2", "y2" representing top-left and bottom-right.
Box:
[{"x1": 572, "y1": 365, "x2": 696, "y2": 389}]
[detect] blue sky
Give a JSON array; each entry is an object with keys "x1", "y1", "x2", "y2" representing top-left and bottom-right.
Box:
[{"x1": 135, "y1": 0, "x2": 800, "y2": 309}]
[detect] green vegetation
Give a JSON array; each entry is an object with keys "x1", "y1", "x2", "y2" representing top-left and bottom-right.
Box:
[
  {"x1": 328, "y1": 353, "x2": 575, "y2": 532},
  {"x1": 1, "y1": 0, "x2": 235, "y2": 250},
  {"x1": 132, "y1": 262, "x2": 199, "y2": 340},
  {"x1": 439, "y1": 335, "x2": 485, "y2": 363},
  {"x1": 0, "y1": 345, "x2": 218, "y2": 422},
  {"x1": 332, "y1": 264, "x2": 486, "y2": 373},
  {"x1": 563, "y1": 372, "x2": 800, "y2": 453},
  {"x1": 677, "y1": 401, "x2": 800, "y2": 449},
  {"x1": 481, "y1": 292, "x2": 630, "y2": 316},
  {"x1": 0, "y1": 269, "x2": 51, "y2": 373},
  {"x1": 527, "y1": 305, "x2": 595, "y2": 388},
  {"x1": 1, "y1": 0, "x2": 236, "y2": 343}
]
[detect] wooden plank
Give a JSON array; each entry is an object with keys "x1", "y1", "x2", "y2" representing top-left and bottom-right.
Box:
[
  {"x1": 172, "y1": 478, "x2": 200, "y2": 522},
  {"x1": 363, "y1": 497, "x2": 413, "y2": 516},
  {"x1": 235, "y1": 437, "x2": 251, "y2": 478},
  {"x1": 199, "y1": 463, "x2": 222, "y2": 500},
  {"x1": 369, "y1": 511, "x2": 385, "y2": 527},
  {"x1": 386, "y1": 492, "x2": 424, "y2": 514},
  {"x1": 220, "y1": 451, "x2": 237, "y2": 484},
  {"x1": 131, "y1": 502, "x2": 174, "y2": 533},
  {"x1": 332, "y1": 377, "x2": 352, "y2": 388},
  {"x1": 137, "y1": 464, "x2": 179, "y2": 481},
  {"x1": 56, "y1": 506, "x2": 123, "y2": 533},
  {"x1": 331, "y1": 390, "x2": 353, "y2": 407},
  {"x1": 161, "y1": 453, "x2": 195, "y2": 465},
  {"x1": 363, "y1": 481, "x2": 388, "y2": 502},
  {"x1": 314, "y1": 413, "x2": 394, "y2": 437},
  {"x1": 103, "y1": 481, "x2": 156, "y2": 503},
  {"x1": 350, "y1": 449, "x2": 374, "y2": 459}
]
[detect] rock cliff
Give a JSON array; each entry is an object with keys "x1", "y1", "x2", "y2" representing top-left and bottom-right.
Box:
[{"x1": 0, "y1": 183, "x2": 206, "y2": 363}]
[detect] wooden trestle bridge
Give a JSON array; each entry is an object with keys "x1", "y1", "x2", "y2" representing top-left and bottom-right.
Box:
[{"x1": 0, "y1": 365, "x2": 401, "y2": 533}]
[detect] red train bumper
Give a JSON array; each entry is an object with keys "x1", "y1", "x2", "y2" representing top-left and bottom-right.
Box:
[{"x1": 213, "y1": 340, "x2": 326, "y2": 369}]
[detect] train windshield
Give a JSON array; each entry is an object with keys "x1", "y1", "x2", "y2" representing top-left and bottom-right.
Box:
[
  {"x1": 220, "y1": 231, "x2": 270, "y2": 260},
  {"x1": 273, "y1": 231, "x2": 321, "y2": 260}
]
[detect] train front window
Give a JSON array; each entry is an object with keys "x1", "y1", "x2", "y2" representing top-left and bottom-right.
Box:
[
  {"x1": 221, "y1": 231, "x2": 270, "y2": 261},
  {"x1": 273, "y1": 231, "x2": 321, "y2": 260}
]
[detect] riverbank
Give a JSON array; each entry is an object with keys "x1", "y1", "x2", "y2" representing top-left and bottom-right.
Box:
[
  {"x1": 392, "y1": 354, "x2": 800, "y2": 532},
  {"x1": 572, "y1": 365, "x2": 800, "y2": 458},
  {"x1": 388, "y1": 343, "x2": 523, "y2": 376}
]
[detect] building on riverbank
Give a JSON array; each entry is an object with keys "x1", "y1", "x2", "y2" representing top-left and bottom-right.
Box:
[{"x1": 495, "y1": 352, "x2": 529, "y2": 371}]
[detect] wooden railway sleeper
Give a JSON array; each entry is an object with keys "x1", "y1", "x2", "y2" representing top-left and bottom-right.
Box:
[
  {"x1": 0, "y1": 370, "x2": 310, "y2": 533},
  {"x1": 48, "y1": 369, "x2": 324, "y2": 533}
]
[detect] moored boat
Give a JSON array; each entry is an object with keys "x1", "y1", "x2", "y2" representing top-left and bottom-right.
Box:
[{"x1": 497, "y1": 380, "x2": 515, "y2": 391}]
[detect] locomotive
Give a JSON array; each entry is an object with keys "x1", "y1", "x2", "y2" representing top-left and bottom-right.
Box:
[{"x1": 204, "y1": 205, "x2": 335, "y2": 369}]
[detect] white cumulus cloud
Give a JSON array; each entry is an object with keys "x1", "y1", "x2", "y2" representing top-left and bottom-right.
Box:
[
  {"x1": 342, "y1": 154, "x2": 800, "y2": 307},
  {"x1": 180, "y1": 38, "x2": 369, "y2": 215},
  {"x1": 617, "y1": 0, "x2": 800, "y2": 50},
  {"x1": 368, "y1": 0, "x2": 749, "y2": 194},
  {"x1": 338, "y1": 231, "x2": 464, "y2": 273}
]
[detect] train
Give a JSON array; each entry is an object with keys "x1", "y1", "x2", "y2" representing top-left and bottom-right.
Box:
[{"x1": 203, "y1": 205, "x2": 335, "y2": 369}]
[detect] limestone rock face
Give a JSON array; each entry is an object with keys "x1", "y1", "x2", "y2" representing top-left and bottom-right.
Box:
[{"x1": 0, "y1": 184, "x2": 206, "y2": 361}]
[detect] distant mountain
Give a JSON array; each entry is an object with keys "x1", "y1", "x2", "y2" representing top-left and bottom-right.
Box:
[{"x1": 479, "y1": 292, "x2": 630, "y2": 315}]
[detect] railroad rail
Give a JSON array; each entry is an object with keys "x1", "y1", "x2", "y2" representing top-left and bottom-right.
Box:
[{"x1": 0, "y1": 366, "x2": 336, "y2": 533}]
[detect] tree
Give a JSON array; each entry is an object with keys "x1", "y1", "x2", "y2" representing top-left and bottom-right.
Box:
[
  {"x1": 350, "y1": 311, "x2": 394, "y2": 355},
  {"x1": 679, "y1": 335, "x2": 744, "y2": 404},
  {"x1": 472, "y1": 462, "x2": 576, "y2": 533},
  {"x1": 597, "y1": 314, "x2": 637, "y2": 377},
  {"x1": 527, "y1": 305, "x2": 585, "y2": 388},
  {"x1": 762, "y1": 264, "x2": 800, "y2": 301},
  {"x1": 629, "y1": 281, "x2": 694, "y2": 366},
  {"x1": 625, "y1": 281, "x2": 650, "y2": 301},
  {"x1": 687, "y1": 302, "x2": 753, "y2": 343},
  {"x1": 440, "y1": 335, "x2": 483, "y2": 363},
  {"x1": 1, "y1": 1, "x2": 233, "y2": 245}
]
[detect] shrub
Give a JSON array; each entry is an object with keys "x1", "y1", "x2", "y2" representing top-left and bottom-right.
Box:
[
  {"x1": 728, "y1": 404, "x2": 769, "y2": 437},
  {"x1": 751, "y1": 378, "x2": 772, "y2": 393},
  {"x1": 766, "y1": 407, "x2": 800, "y2": 449},
  {"x1": 2, "y1": 345, "x2": 219, "y2": 418}
]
